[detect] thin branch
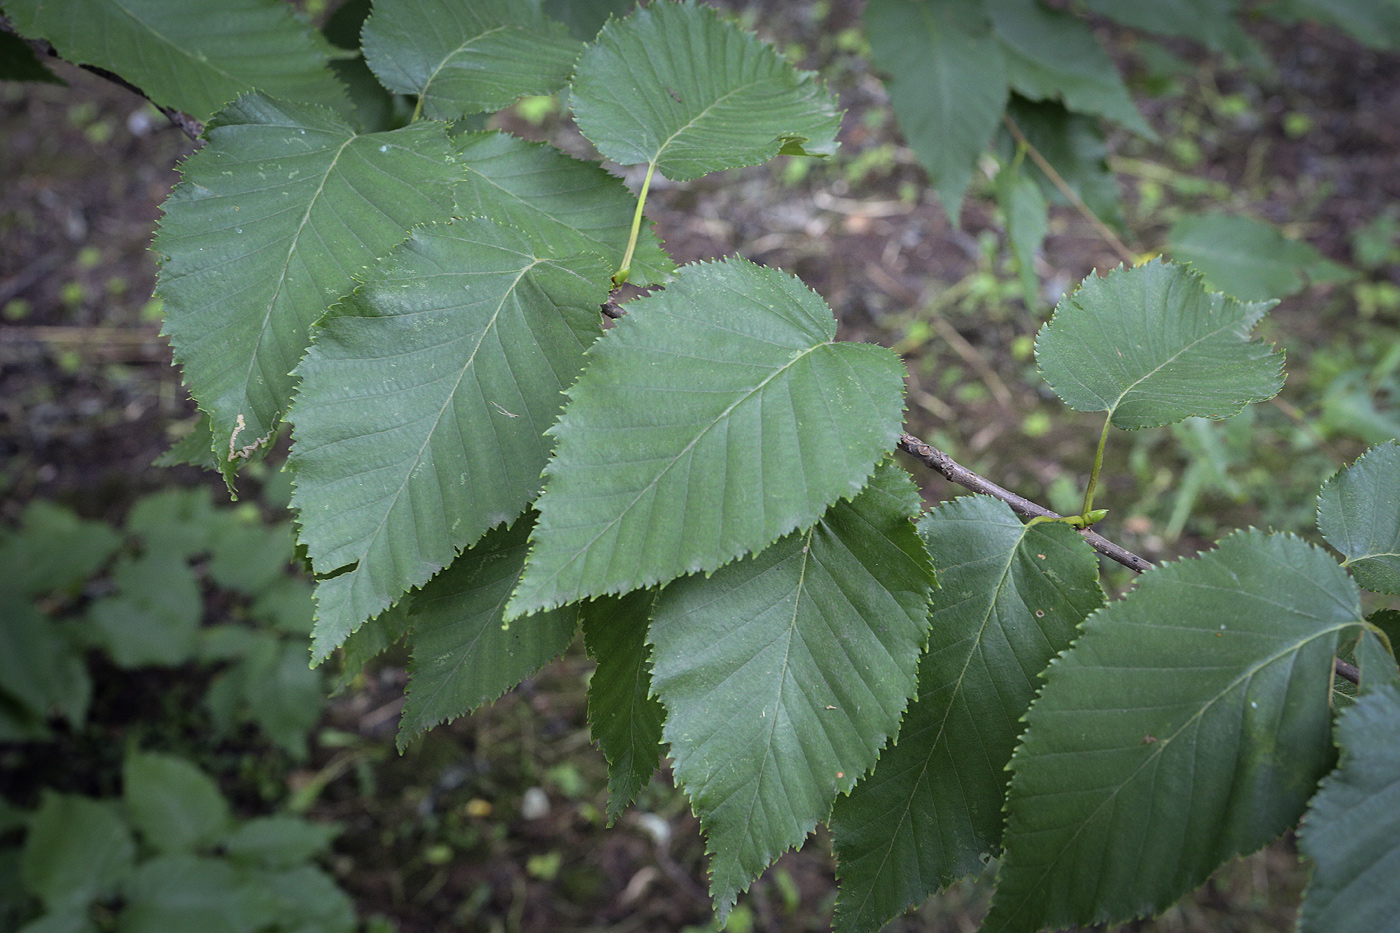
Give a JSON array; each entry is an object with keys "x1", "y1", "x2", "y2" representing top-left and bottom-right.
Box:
[
  {"x1": 897, "y1": 432, "x2": 1154, "y2": 573},
  {"x1": 1, "y1": 15, "x2": 204, "y2": 143},
  {"x1": 1003, "y1": 115, "x2": 1136, "y2": 266},
  {"x1": 897, "y1": 432, "x2": 1362, "y2": 686}
]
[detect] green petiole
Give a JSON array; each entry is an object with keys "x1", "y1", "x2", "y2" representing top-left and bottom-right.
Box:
[{"x1": 614, "y1": 159, "x2": 657, "y2": 287}]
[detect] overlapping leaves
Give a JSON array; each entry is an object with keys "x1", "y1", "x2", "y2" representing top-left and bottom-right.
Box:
[
  {"x1": 3, "y1": 0, "x2": 348, "y2": 121},
  {"x1": 648, "y1": 461, "x2": 936, "y2": 919},
  {"x1": 361, "y1": 0, "x2": 581, "y2": 120},
  {"x1": 1036, "y1": 259, "x2": 1284, "y2": 429},
  {"x1": 507, "y1": 258, "x2": 908, "y2": 618},
  {"x1": 569, "y1": 0, "x2": 841, "y2": 181},
  {"x1": 156, "y1": 95, "x2": 459, "y2": 474},
  {"x1": 985, "y1": 530, "x2": 1364, "y2": 932},
  {"x1": 291, "y1": 218, "x2": 609, "y2": 658},
  {"x1": 831, "y1": 496, "x2": 1102, "y2": 933}
]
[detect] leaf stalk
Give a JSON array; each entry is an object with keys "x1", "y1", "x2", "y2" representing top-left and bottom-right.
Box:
[{"x1": 615, "y1": 160, "x2": 657, "y2": 286}]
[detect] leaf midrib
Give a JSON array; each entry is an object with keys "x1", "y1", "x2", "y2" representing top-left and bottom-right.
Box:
[
  {"x1": 1104, "y1": 316, "x2": 1248, "y2": 421},
  {"x1": 419, "y1": 24, "x2": 511, "y2": 103},
  {"x1": 524, "y1": 340, "x2": 827, "y2": 608}
]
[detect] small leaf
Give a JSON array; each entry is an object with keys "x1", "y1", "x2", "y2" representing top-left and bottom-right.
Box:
[
  {"x1": 988, "y1": 0, "x2": 1152, "y2": 137},
  {"x1": 984, "y1": 530, "x2": 1364, "y2": 932},
  {"x1": 865, "y1": 0, "x2": 1008, "y2": 219},
  {"x1": 362, "y1": 0, "x2": 581, "y2": 120},
  {"x1": 569, "y1": 0, "x2": 841, "y2": 181},
  {"x1": 541, "y1": 0, "x2": 635, "y2": 39},
  {"x1": 831, "y1": 496, "x2": 1102, "y2": 933},
  {"x1": 22, "y1": 794, "x2": 134, "y2": 913},
  {"x1": 996, "y1": 96, "x2": 1123, "y2": 228},
  {"x1": 1297, "y1": 683, "x2": 1400, "y2": 932},
  {"x1": 1169, "y1": 212, "x2": 1326, "y2": 301},
  {"x1": 292, "y1": 218, "x2": 608, "y2": 659},
  {"x1": 0, "y1": 501, "x2": 121, "y2": 598},
  {"x1": 123, "y1": 752, "x2": 233, "y2": 854},
  {"x1": 1282, "y1": 0, "x2": 1400, "y2": 50},
  {"x1": 0, "y1": 599, "x2": 90, "y2": 729},
  {"x1": 239, "y1": 640, "x2": 323, "y2": 759},
  {"x1": 995, "y1": 159, "x2": 1048, "y2": 309},
  {"x1": 223, "y1": 816, "x2": 340, "y2": 870},
  {"x1": 1318, "y1": 440, "x2": 1400, "y2": 593},
  {"x1": 649, "y1": 462, "x2": 935, "y2": 919},
  {"x1": 398, "y1": 514, "x2": 579, "y2": 750},
  {"x1": 453, "y1": 131, "x2": 672, "y2": 287},
  {"x1": 4, "y1": 0, "x2": 347, "y2": 121},
  {"x1": 508, "y1": 258, "x2": 908, "y2": 618},
  {"x1": 1036, "y1": 258, "x2": 1284, "y2": 430},
  {"x1": 580, "y1": 590, "x2": 665, "y2": 824},
  {"x1": 156, "y1": 94, "x2": 458, "y2": 474},
  {"x1": 120, "y1": 854, "x2": 275, "y2": 933},
  {"x1": 89, "y1": 556, "x2": 203, "y2": 669}
]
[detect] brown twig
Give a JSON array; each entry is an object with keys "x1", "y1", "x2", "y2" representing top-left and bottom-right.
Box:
[
  {"x1": 0, "y1": 15, "x2": 204, "y2": 143},
  {"x1": 1003, "y1": 115, "x2": 1136, "y2": 266},
  {"x1": 897, "y1": 432, "x2": 1361, "y2": 685}
]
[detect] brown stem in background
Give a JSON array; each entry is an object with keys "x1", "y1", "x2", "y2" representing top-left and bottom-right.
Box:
[
  {"x1": 897, "y1": 432, "x2": 1361, "y2": 686},
  {"x1": 1003, "y1": 115, "x2": 1136, "y2": 266}
]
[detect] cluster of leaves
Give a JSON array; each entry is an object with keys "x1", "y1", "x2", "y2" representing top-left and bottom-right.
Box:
[
  {"x1": 4, "y1": 751, "x2": 355, "y2": 933},
  {"x1": 0, "y1": 488, "x2": 320, "y2": 756},
  {"x1": 3, "y1": 1, "x2": 1400, "y2": 932}
]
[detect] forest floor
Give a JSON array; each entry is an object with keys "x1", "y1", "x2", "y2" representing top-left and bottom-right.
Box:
[{"x1": 2, "y1": 1, "x2": 1398, "y2": 931}]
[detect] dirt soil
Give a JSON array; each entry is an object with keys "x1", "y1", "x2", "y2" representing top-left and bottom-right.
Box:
[{"x1": 2, "y1": 2, "x2": 1398, "y2": 931}]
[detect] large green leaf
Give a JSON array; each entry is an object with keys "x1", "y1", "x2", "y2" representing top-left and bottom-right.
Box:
[
  {"x1": 580, "y1": 590, "x2": 665, "y2": 824},
  {"x1": 22, "y1": 794, "x2": 134, "y2": 913},
  {"x1": 123, "y1": 752, "x2": 233, "y2": 855},
  {"x1": 1318, "y1": 441, "x2": 1400, "y2": 594},
  {"x1": 865, "y1": 0, "x2": 1008, "y2": 220},
  {"x1": 983, "y1": 530, "x2": 1363, "y2": 932},
  {"x1": 569, "y1": 0, "x2": 841, "y2": 181},
  {"x1": 987, "y1": 0, "x2": 1151, "y2": 136},
  {"x1": 1082, "y1": 0, "x2": 1253, "y2": 58},
  {"x1": 506, "y1": 258, "x2": 908, "y2": 618},
  {"x1": 3, "y1": 0, "x2": 347, "y2": 121},
  {"x1": 397, "y1": 514, "x2": 579, "y2": 749},
  {"x1": 291, "y1": 218, "x2": 608, "y2": 659},
  {"x1": 1169, "y1": 212, "x2": 1328, "y2": 301},
  {"x1": 1035, "y1": 259, "x2": 1284, "y2": 429},
  {"x1": 156, "y1": 94, "x2": 459, "y2": 475},
  {"x1": 361, "y1": 0, "x2": 581, "y2": 120},
  {"x1": 1298, "y1": 682, "x2": 1400, "y2": 932},
  {"x1": 830, "y1": 496, "x2": 1102, "y2": 933},
  {"x1": 648, "y1": 462, "x2": 936, "y2": 919},
  {"x1": 453, "y1": 131, "x2": 672, "y2": 287}
]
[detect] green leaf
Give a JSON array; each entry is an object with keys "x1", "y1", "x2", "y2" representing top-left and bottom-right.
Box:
[
  {"x1": 997, "y1": 95, "x2": 1123, "y2": 228},
  {"x1": 3, "y1": 0, "x2": 347, "y2": 122},
  {"x1": 361, "y1": 0, "x2": 581, "y2": 120},
  {"x1": 398, "y1": 514, "x2": 579, "y2": 750},
  {"x1": 0, "y1": 30, "x2": 64, "y2": 84},
  {"x1": 123, "y1": 752, "x2": 233, "y2": 854},
  {"x1": 1169, "y1": 212, "x2": 1327, "y2": 301},
  {"x1": 995, "y1": 159, "x2": 1048, "y2": 309},
  {"x1": 290, "y1": 218, "x2": 608, "y2": 659},
  {"x1": 1278, "y1": 0, "x2": 1400, "y2": 49},
  {"x1": 0, "y1": 599, "x2": 90, "y2": 729},
  {"x1": 508, "y1": 258, "x2": 908, "y2": 618},
  {"x1": 984, "y1": 530, "x2": 1364, "y2": 932},
  {"x1": 335, "y1": 602, "x2": 414, "y2": 690},
  {"x1": 541, "y1": 0, "x2": 635, "y2": 39},
  {"x1": 865, "y1": 0, "x2": 1008, "y2": 220},
  {"x1": 1355, "y1": 627, "x2": 1399, "y2": 691},
  {"x1": 649, "y1": 462, "x2": 935, "y2": 919},
  {"x1": 0, "y1": 500, "x2": 121, "y2": 598},
  {"x1": 223, "y1": 816, "x2": 340, "y2": 870},
  {"x1": 1298, "y1": 682, "x2": 1400, "y2": 932},
  {"x1": 453, "y1": 131, "x2": 672, "y2": 287},
  {"x1": 1318, "y1": 440, "x2": 1400, "y2": 593},
  {"x1": 831, "y1": 496, "x2": 1102, "y2": 933},
  {"x1": 126, "y1": 488, "x2": 218, "y2": 560},
  {"x1": 1082, "y1": 0, "x2": 1254, "y2": 59},
  {"x1": 22, "y1": 794, "x2": 134, "y2": 913},
  {"x1": 1035, "y1": 259, "x2": 1284, "y2": 430},
  {"x1": 580, "y1": 590, "x2": 665, "y2": 824},
  {"x1": 239, "y1": 640, "x2": 323, "y2": 759},
  {"x1": 988, "y1": 0, "x2": 1152, "y2": 137},
  {"x1": 120, "y1": 854, "x2": 274, "y2": 933},
  {"x1": 89, "y1": 555, "x2": 202, "y2": 668},
  {"x1": 258, "y1": 864, "x2": 356, "y2": 933},
  {"x1": 155, "y1": 94, "x2": 459, "y2": 475},
  {"x1": 569, "y1": 0, "x2": 841, "y2": 181},
  {"x1": 207, "y1": 517, "x2": 294, "y2": 596}
]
